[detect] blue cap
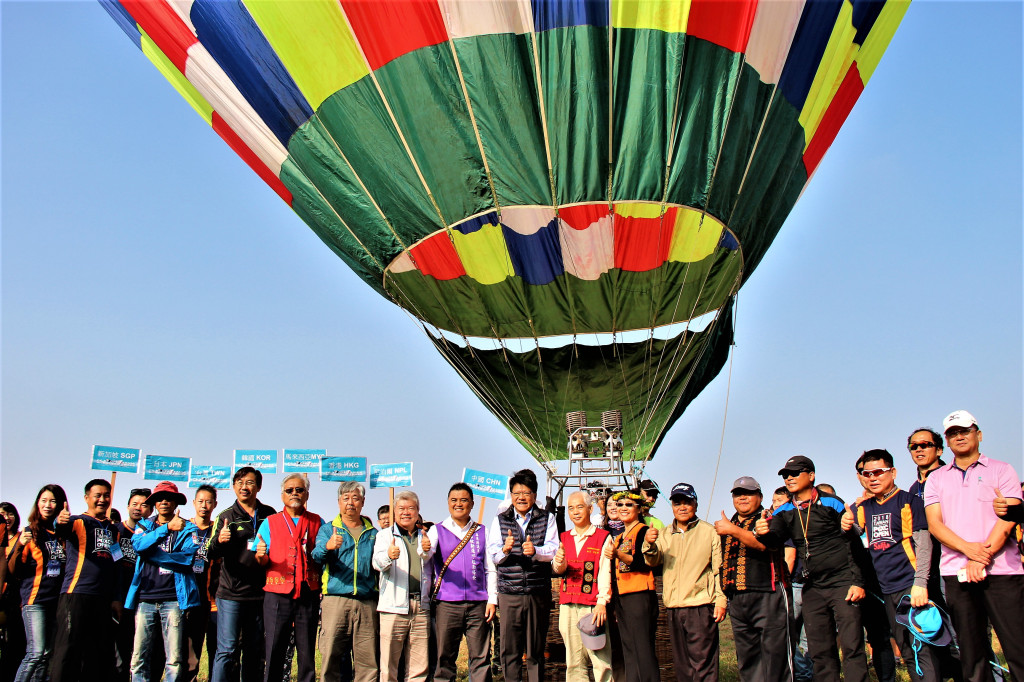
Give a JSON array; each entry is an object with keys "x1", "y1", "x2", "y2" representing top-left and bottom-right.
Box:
[{"x1": 670, "y1": 483, "x2": 698, "y2": 503}]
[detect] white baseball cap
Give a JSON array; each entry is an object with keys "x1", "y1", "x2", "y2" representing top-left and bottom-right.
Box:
[{"x1": 942, "y1": 410, "x2": 978, "y2": 432}]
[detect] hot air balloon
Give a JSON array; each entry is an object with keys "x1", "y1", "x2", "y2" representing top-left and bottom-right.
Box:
[{"x1": 99, "y1": 0, "x2": 908, "y2": 485}]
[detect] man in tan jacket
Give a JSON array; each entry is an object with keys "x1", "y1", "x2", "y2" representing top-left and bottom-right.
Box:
[{"x1": 642, "y1": 483, "x2": 726, "y2": 682}]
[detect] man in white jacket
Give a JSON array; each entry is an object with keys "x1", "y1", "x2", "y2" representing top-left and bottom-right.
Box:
[{"x1": 372, "y1": 491, "x2": 434, "y2": 682}]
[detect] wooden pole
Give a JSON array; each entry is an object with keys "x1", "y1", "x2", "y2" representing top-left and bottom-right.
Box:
[
  {"x1": 477, "y1": 498, "x2": 486, "y2": 524},
  {"x1": 389, "y1": 487, "x2": 396, "y2": 528},
  {"x1": 109, "y1": 471, "x2": 118, "y2": 507}
]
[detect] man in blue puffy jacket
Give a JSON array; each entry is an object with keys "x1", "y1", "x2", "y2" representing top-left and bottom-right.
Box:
[
  {"x1": 312, "y1": 481, "x2": 379, "y2": 682},
  {"x1": 125, "y1": 481, "x2": 201, "y2": 682}
]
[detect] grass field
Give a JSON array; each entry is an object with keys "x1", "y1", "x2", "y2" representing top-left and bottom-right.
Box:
[{"x1": 194, "y1": 615, "x2": 1010, "y2": 681}]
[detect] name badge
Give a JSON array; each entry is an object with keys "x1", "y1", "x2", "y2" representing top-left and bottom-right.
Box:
[
  {"x1": 110, "y1": 542, "x2": 124, "y2": 562},
  {"x1": 46, "y1": 559, "x2": 62, "y2": 578}
]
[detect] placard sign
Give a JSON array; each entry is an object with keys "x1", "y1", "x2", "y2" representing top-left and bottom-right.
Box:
[
  {"x1": 284, "y1": 449, "x2": 325, "y2": 473},
  {"x1": 144, "y1": 455, "x2": 190, "y2": 482},
  {"x1": 234, "y1": 449, "x2": 278, "y2": 473},
  {"x1": 462, "y1": 468, "x2": 509, "y2": 500},
  {"x1": 369, "y1": 462, "x2": 413, "y2": 489},
  {"x1": 91, "y1": 445, "x2": 141, "y2": 474},
  {"x1": 189, "y1": 465, "x2": 231, "y2": 489},
  {"x1": 320, "y1": 456, "x2": 367, "y2": 482}
]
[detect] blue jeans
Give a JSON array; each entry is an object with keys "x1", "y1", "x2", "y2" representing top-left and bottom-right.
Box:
[
  {"x1": 131, "y1": 601, "x2": 183, "y2": 682},
  {"x1": 212, "y1": 598, "x2": 265, "y2": 682},
  {"x1": 14, "y1": 603, "x2": 55, "y2": 682}
]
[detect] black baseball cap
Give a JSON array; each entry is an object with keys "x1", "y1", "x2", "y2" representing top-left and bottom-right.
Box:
[{"x1": 778, "y1": 456, "x2": 815, "y2": 476}]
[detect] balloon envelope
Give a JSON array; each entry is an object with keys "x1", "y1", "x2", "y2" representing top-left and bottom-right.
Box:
[{"x1": 101, "y1": 0, "x2": 908, "y2": 463}]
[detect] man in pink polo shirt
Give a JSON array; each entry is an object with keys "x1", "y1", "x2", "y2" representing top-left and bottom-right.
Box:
[{"x1": 923, "y1": 410, "x2": 1023, "y2": 682}]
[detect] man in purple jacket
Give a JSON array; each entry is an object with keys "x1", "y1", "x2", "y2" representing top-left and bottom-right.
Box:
[{"x1": 425, "y1": 483, "x2": 496, "y2": 682}]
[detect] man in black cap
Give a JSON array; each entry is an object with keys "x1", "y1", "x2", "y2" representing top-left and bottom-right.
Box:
[
  {"x1": 638, "y1": 480, "x2": 665, "y2": 530},
  {"x1": 715, "y1": 477, "x2": 791, "y2": 682},
  {"x1": 755, "y1": 456, "x2": 868, "y2": 682}
]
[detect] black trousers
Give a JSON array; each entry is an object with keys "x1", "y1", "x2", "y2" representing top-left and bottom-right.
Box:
[
  {"x1": 497, "y1": 591, "x2": 550, "y2": 682},
  {"x1": 183, "y1": 602, "x2": 217, "y2": 682},
  {"x1": 615, "y1": 591, "x2": 658, "y2": 682},
  {"x1": 263, "y1": 588, "x2": 319, "y2": 682},
  {"x1": 667, "y1": 603, "x2": 716, "y2": 682},
  {"x1": 863, "y1": 592, "x2": 895, "y2": 682},
  {"x1": 434, "y1": 600, "x2": 491, "y2": 682},
  {"x1": 728, "y1": 589, "x2": 792, "y2": 682},
  {"x1": 943, "y1": 574, "x2": 1024, "y2": 682},
  {"x1": 801, "y1": 585, "x2": 868, "y2": 682},
  {"x1": 50, "y1": 593, "x2": 116, "y2": 682}
]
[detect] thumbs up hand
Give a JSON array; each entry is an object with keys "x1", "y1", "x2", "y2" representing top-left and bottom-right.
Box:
[
  {"x1": 993, "y1": 488, "x2": 1009, "y2": 516},
  {"x1": 645, "y1": 526, "x2": 660, "y2": 544},
  {"x1": 522, "y1": 534, "x2": 535, "y2": 557},
  {"x1": 841, "y1": 507, "x2": 855, "y2": 533},
  {"x1": 714, "y1": 511, "x2": 736, "y2": 537},
  {"x1": 387, "y1": 535, "x2": 401, "y2": 560},
  {"x1": 57, "y1": 502, "x2": 71, "y2": 526},
  {"x1": 217, "y1": 518, "x2": 232, "y2": 544},
  {"x1": 503, "y1": 529, "x2": 515, "y2": 555},
  {"x1": 754, "y1": 510, "x2": 770, "y2": 536},
  {"x1": 420, "y1": 530, "x2": 431, "y2": 553},
  {"x1": 604, "y1": 540, "x2": 616, "y2": 561},
  {"x1": 554, "y1": 542, "x2": 565, "y2": 565},
  {"x1": 255, "y1": 537, "x2": 268, "y2": 559},
  {"x1": 168, "y1": 513, "x2": 185, "y2": 532}
]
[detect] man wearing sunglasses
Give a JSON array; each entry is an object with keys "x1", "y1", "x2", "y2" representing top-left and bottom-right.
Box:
[
  {"x1": 755, "y1": 455, "x2": 868, "y2": 682},
  {"x1": 907, "y1": 429, "x2": 946, "y2": 500},
  {"x1": 842, "y1": 450, "x2": 941, "y2": 682},
  {"x1": 251, "y1": 473, "x2": 324, "y2": 682},
  {"x1": 922, "y1": 411, "x2": 1024, "y2": 682}
]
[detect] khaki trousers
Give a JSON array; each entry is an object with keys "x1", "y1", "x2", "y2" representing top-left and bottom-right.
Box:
[
  {"x1": 558, "y1": 603, "x2": 613, "y2": 682},
  {"x1": 379, "y1": 597, "x2": 430, "y2": 682},
  {"x1": 318, "y1": 594, "x2": 379, "y2": 682}
]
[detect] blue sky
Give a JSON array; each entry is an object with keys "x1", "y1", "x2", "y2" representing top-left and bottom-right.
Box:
[{"x1": 2, "y1": 1, "x2": 1021, "y2": 525}]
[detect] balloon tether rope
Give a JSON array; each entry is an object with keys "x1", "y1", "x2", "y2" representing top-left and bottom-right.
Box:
[{"x1": 704, "y1": 295, "x2": 738, "y2": 519}]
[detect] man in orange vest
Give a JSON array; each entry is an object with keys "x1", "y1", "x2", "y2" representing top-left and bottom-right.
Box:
[
  {"x1": 552, "y1": 490, "x2": 613, "y2": 682},
  {"x1": 252, "y1": 473, "x2": 324, "y2": 682}
]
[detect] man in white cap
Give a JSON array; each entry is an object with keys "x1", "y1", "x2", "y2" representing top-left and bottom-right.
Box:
[
  {"x1": 714, "y1": 476, "x2": 791, "y2": 682},
  {"x1": 552, "y1": 490, "x2": 614, "y2": 682},
  {"x1": 922, "y1": 410, "x2": 1024, "y2": 682}
]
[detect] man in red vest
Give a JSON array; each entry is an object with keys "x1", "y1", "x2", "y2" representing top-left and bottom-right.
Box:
[
  {"x1": 552, "y1": 490, "x2": 613, "y2": 682},
  {"x1": 252, "y1": 473, "x2": 324, "y2": 682}
]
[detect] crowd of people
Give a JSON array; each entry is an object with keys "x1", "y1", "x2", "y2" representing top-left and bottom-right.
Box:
[{"x1": 0, "y1": 409, "x2": 1021, "y2": 682}]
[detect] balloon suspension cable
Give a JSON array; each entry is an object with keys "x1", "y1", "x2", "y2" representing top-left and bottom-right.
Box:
[{"x1": 703, "y1": 292, "x2": 739, "y2": 519}]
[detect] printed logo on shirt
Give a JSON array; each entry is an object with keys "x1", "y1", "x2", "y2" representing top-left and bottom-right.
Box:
[
  {"x1": 869, "y1": 512, "x2": 895, "y2": 550},
  {"x1": 94, "y1": 528, "x2": 114, "y2": 557},
  {"x1": 45, "y1": 539, "x2": 66, "y2": 562},
  {"x1": 119, "y1": 538, "x2": 137, "y2": 563}
]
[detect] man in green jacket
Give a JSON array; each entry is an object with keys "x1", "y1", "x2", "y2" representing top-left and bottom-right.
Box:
[{"x1": 312, "y1": 481, "x2": 379, "y2": 682}]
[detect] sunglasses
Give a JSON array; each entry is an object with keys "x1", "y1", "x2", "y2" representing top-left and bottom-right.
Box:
[
  {"x1": 130, "y1": 488, "x2": 152, "y2": 498},
  {"x1": 781, "y1": 470, "x2": 807, "y2": 479},
  {"x1": 858, "y1": 467, "x2": 892, "y2": 479},
  {"x1": 908, "y1": 442, "x2": 935, "y2": 452},
  {"x1": 617, "y1": 502, "x2": 637, "y2": 508},
  {"x1": 945, "y1": 427, "x2": 976, "y2": 439},
  {"x1": 283, "y1": 487, "x2": 307, "y2": 495}
]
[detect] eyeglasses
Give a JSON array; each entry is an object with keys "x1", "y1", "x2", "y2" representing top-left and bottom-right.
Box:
[
  {"x1": 780, "y1": 470, "x2": 806, "y2": 479},
  {"x1": 945, "y1": 427, "x2": 976, "y2": 439},
  {"x1": 283, "y1": 487, "x2": 306, "y2": 495},
  {"x1": 859, "y1": 467, "x2": 893, "y2": 479},
  {"x1": 908, "y1": 442, "x2": 935, "y2": 452},
  {"x1": 511, "y1": 491, "x2": 535, "y2": 498},
  {"x1": 235, "y1": 480, "x2": 258, "y2": 488}
]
